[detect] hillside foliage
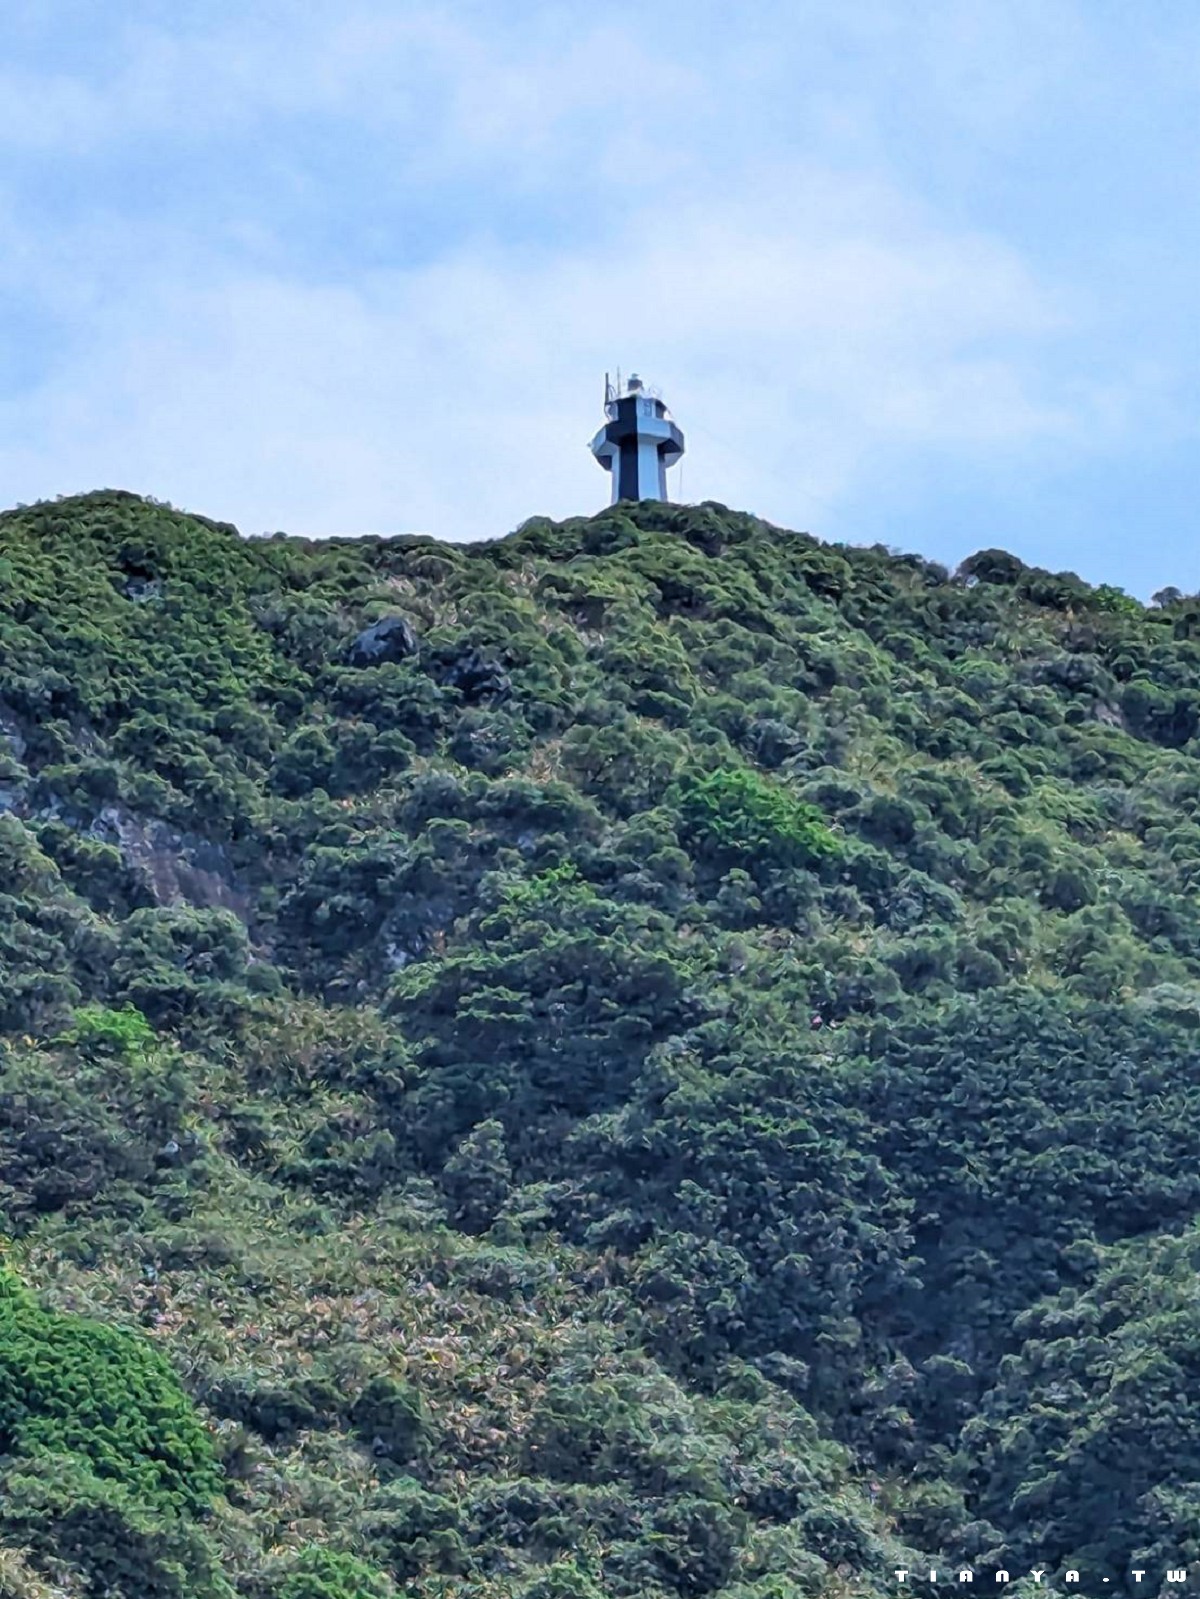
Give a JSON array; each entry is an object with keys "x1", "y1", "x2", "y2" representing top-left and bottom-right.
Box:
[{"x1": 0, "y1": 489, "x2": 1199, "y2": 1594}]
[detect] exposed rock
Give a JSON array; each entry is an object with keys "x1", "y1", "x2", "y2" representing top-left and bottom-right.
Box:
[
  {"x1": 385, "y1": 941, "x2": 413, "y2": 971},
  {"x1": 123, "y1": 576, "x2": 163, "y2": 602},
  {"x1": 438, "y1": 646, "x2": 511, "y2": 702},
  {"x1": 348, "y1": 614, "x2": 419, "y2": 666},
  {"x1": 92, "y1": 805, "x2": 251, "y2": 916},
  {"x1": 0, "y1": 704, "x2": 26, "y2": 761},
  {"x1": 73, "y1": 720, "x2": 105, "y2": 755}
]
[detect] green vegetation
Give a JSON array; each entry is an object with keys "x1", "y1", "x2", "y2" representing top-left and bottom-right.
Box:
[
  {"x1": 278, "y1": 1546, "x2": 394, "y2": 1599},
  {"x1": 0, "y1": 1258, "x2": 225, "y2": 1596},
  {"x1": 1, "y1": 487, "x2": 1200, "y2": 1592},
  {"x1": 672, "y1": 765, "x2": 841, "y2": 869},
  {"x1": 0, "y1": 1260, "x2": 219, "y2": 1513}
]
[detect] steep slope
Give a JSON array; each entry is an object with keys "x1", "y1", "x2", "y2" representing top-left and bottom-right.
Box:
[{"x1": 1, "y1": 488, "x2": 1199, "y2": 1596}]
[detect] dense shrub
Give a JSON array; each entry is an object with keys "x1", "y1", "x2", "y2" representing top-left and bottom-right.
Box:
[
  {"x1": 0, "y1": 1262, "x2": 221, "y2": 1515},
  {"x1": 672, "y1": 766, "x2": 840, "y2": 871},
  {"x1": 278, "y1": 1546, "x2": 393, "y2": 1599}
]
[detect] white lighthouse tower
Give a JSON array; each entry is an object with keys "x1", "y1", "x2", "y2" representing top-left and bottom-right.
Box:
[{"x1": 589, "y1": 373, "x2": 685, "y2": 503}]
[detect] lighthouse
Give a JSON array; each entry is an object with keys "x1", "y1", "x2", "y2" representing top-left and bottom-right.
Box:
[{"x1": 589, "y1": 373, "x2": 685, "y2": 503}]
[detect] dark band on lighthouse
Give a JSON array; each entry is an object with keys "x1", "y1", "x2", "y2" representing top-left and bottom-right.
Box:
[{"x1": 589, "y1": 373, "x2": 685, "y2": 504}]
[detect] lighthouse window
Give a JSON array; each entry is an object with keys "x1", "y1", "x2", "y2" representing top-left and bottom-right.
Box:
[{"x1": 641, "y1": 398, "x2": 653, "y2": 415}]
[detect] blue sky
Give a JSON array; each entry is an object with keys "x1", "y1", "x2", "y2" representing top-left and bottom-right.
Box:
[{"x1": 1, "y1": 1, "x2": 1198, "y2": 597}]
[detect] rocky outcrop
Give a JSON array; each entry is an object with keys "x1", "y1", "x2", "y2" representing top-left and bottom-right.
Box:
[
  {"x1": 348, "y1": 615, "x2": 420, "y2": 666},
  {"x1": 91, "y1": 806, "x2": 250, "y2": 917},
  {"x1": 437, "y1": 646, "x2": 511, "y2": 702}
]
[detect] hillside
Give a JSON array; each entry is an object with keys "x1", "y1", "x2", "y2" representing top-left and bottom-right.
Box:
[{"x1": 1, "y1": 488, "x2": 1200, "y2": 1597}]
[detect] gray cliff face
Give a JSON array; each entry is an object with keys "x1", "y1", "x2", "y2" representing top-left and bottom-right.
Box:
[
  {"x1": 89, "y1": 805, "x2": 251, "y2": 917},
  {"x1": 0, "y1": 698, "x2": 250, "y2": 921}
]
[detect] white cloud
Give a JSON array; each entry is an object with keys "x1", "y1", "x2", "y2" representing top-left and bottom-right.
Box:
[
  {"x1": 0, "y1": 152, "x2": 1111, "y2": 542},
  {"x1": 0, "y1": 3, "x2": 701, "y2": 180},
  {"x1": 0, "y1": 0, "x2": 1190, "y2": 569}
]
